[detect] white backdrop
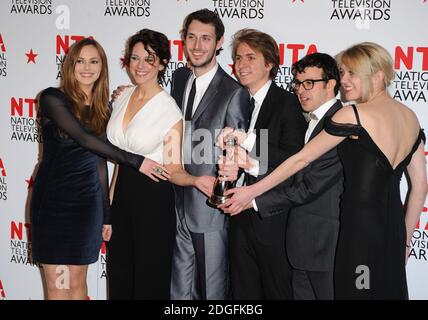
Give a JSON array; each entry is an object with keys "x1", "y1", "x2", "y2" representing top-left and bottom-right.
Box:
[{"x1": 0, "y1": 0, "x2": 427, "y2": 300}]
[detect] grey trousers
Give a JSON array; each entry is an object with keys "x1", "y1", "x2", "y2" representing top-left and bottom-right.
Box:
[{"x1": 170, "y1": 215, "x2": 229, "y2": 300}]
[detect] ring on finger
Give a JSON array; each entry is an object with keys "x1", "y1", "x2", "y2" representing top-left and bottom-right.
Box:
[{"x1": 153, "y1": 167, "x2": 164, "y2": 175}]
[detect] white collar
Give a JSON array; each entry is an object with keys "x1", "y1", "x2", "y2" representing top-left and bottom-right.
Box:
[
  {"x1": 192, "y1": 63, "x2": 218, "y2": 91},
  {"x1": 251, "y1": 80, "x2": 272, "y2": 106},
  {"x1": 311, "y1": 98, "x2": 337, "y2": 121}
]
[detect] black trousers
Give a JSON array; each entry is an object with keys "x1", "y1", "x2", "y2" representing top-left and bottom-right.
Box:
[
  {"x1": 229, "y1": 210, "x2": 292, "y2": 300},
  {"x1": 107, "y1": 166, "x2": 176, "y2": 300},
  {"x1": 292, "y1": 269, "x2": 334, "y2": 300}
]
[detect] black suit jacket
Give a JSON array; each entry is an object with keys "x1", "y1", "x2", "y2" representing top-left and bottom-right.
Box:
[
  {"x1": 232, "y1": 82, "x2": 307, "y2": 246},
  {"x1": 256, "y1": 100, "x2": 344, "y2": 271}
]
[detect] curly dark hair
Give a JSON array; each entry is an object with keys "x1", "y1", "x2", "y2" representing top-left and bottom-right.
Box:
[{"x1": 123, "y1": 29, "x2": 171, "y2": 83}]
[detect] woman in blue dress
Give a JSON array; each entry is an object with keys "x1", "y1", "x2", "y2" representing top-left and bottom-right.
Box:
[{"x1": 30, "y1": 38, "x2": 168, "y2": 300}]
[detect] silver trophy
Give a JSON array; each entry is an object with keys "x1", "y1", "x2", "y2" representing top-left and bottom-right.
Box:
[{"x1": 208, "y1": 134, "x2": 236, "y2": 207}]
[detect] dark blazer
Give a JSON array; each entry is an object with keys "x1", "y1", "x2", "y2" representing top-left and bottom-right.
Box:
[
  {"x1": 256, "y1": 100, "x2": 344, "y2": 271},
  {"x1": 233, "y1": 81, "x2": 307, "y2": 245},
  {"x1": 171, "y1": 66, "x2": 250, "y2": 233}
]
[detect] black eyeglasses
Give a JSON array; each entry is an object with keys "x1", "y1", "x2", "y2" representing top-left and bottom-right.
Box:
[{"x1": 291, "y1": 78, "x2": 328, "y2": 91}]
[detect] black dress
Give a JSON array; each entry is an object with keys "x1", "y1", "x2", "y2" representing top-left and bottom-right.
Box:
[
  {"x1": 324, "y1": 105, "x2": 424, "y2": 299},
  {"x1": 30, "y1": 87, "x2": 144, "y2": 265}
]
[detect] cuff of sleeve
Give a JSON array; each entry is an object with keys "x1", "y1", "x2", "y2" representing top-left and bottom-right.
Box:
[
  {"x1": 252, "y1": 199, "x2": 259, "y2": 212},
  {"x1": 244, "y1": 158, "x2": 259, "y2": 177},
  {"x1": 240, "y1": 131, "x2": 256, "y2": 152}
]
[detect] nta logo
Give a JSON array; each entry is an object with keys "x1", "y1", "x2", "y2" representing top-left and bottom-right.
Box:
[
  {"x1": 0, "y1": 33, "x2": 5, "y2": 52},
  {"x1": 0, "y1": 279, "x2": 5, "y2": 299}
]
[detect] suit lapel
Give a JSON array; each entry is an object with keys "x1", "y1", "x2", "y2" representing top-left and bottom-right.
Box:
[
  {"x1": 175, "y1": 68, "x2": 192, "y2": 111},
  {"x1": 308, "y1": 100, "x2": 342, "y2": 141},
  {"x1": 253, "y1": 82, "x2": 277, "y2": 130},
  {"x1": 191, "y1": 66, "x2": 224, "y2": 123}
]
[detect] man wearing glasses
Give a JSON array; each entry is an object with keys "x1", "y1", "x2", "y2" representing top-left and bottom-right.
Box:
[
  {"x1": 220, "y1": 52, "x2": 344, "y2": 299},
  {"x1": 255, "y1": 52, "x2": 344, "y2": 299}
]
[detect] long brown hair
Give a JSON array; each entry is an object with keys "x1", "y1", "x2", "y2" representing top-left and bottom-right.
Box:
[{"x1": 60, "y1": 38, "x2": 110, "y2": 136}]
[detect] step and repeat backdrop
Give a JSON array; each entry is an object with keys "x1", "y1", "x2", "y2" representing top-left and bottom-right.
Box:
[{"x1": 0, "y1": 0, "x2": 427, "y2": 300}]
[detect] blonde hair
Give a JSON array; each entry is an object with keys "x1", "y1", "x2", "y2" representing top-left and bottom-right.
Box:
[
  {"x1": 60, "y1": 38, "x2": 110, "y2": 136},
  {"x1": 336, "y1": 42, "x2": 394, "y2": 103}
]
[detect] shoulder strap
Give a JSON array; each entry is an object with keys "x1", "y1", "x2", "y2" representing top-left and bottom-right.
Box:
[{"x1": 351, "y1": 104, "x2": 361, "y2": 125}]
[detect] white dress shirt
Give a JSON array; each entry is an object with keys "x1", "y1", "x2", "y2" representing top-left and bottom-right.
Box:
[
  {"x1": 304, "y1": 98, "x2": 337, "y2": 143},
  {"x1": 183, "y1": 64, "x2": 218, "y2": 118},
  {"x1": 235, "y1": 80, "x2": 271, "y2": 211},
  {"x1": 239, "y1": 80, "x2": 272, "y2": 178}
]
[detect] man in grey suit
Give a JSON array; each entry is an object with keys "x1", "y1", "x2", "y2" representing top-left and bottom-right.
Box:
[
  {"x1": 170, "y1": 9, "x2": 250, "y2": 300},
  {"x1": 220, "y1": 53, "x2": 343, "y2": 299}
]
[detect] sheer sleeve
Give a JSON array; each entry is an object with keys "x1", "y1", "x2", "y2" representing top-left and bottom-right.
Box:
[
  {"x1": 324, "y1": 104, "x2": 363, "y2": 137},
  {"x1": 97, "y1": 154, "x2": 111, "y2": 224},
  {"x1": 324, "y1": 115, "x2": 363, "y2": 137},
  {"x1": 40, "y1": 87, "x2": 144, "y2": 169}
]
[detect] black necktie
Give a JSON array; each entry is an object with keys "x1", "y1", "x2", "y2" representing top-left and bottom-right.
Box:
[
  {"x1": 249, "y1": 97, "x2": 255, "y2": 117},
  {"x1": 185, "y1": 79, "x2": 196, "y2": 121},
  {"x1": 248, "y1": 97, "x2": 255, "y2": 127}
]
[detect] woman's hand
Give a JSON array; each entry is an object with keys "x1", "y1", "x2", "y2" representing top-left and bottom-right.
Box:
[
  {"x1": 110, "y1": 85, "x2": 132, "y2": 102},
  {"x1": 194, "y1": 175, "x2": 216, "y2": 197},
  {"x1": 217, "y1": 185, "x2": 256, "y2": 215},
  {"x1": 139, "y1": 158, "x2": 171, "y2": 182},
  {"x1": 102, "y1": 225, "x2": 112, "y2": 242},
  {"x1": 216, "y1": 127, "x2": 248, "y2": 150}
]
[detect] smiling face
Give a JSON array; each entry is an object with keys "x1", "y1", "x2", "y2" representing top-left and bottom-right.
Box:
[
  {"x1": 184, "y1": 20, "x2": 223, "y2": 76},
  {"x1": 294, "y1": 66, "x2": 335, "y2": 113},
  {"x1": 74, "y1": 45, "x2": 102, "y2": 91},
  {"x1": 339, "y1": 63, "x2": 363, "y2": 102},
  {"x1": 128, "y1": 42, "x2": 163, "y2": 87},
  {"x1": 234, "y1": 42, "x2": 271, "y2": 95}
]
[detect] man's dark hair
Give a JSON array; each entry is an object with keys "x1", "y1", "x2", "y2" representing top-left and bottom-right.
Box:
[
  {"x1": 181, "y1": 8, "x2": 225, "y2": 56},
  {"x1": 291, "y1": 52, "x2": 341, "y2": 95}
]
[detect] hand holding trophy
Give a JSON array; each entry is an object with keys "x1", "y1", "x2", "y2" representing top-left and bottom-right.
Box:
[{"x1": 208, "y1": 134, "x2": 237, "y2": 207}]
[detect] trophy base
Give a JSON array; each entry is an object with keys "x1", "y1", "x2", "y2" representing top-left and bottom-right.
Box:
[{"x1": 207, "y1": 194, "x2": 231, "y2": 208}]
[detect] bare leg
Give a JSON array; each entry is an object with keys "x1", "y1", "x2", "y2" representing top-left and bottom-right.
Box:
[
  {"x1": 69, "y1": 265, "x2": 89, "y2": 300},
  {"x1": 42, "y1": 264, "x2": 88, "y2": 300},
  {"x1": 43, "y1": 264, "x2": 71, "y2": 300}
]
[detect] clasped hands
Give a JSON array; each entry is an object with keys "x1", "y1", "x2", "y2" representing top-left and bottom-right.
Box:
[{"x1": 215, "y1": 127, "x2": 258, "y2": 215}]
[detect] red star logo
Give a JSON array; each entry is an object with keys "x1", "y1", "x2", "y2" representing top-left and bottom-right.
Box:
[
  {"x1": 25, "y1": 176, "x2": 34, "y2": 189},
  {"x1": 25, "y1": 49, "x2": 38, "y2": 64},
  {"x1": 228, "y1": 63, "x2": 235, "y2": 75}
]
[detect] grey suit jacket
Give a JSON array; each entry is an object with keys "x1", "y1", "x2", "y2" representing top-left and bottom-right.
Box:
[
  {"x1": 256, "y1": 100, "x2": 343, "y2": 272},
  {"x1": 171, "y1": 66, "x2": 250, "y2": 233}
]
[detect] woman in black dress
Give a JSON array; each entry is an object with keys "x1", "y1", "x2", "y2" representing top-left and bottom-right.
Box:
[
  {"x1": 31, "y1": 38, "x2": 169, "y2": 300},
  {"x1": 218, "y1": 42, "x2": 428, "y2": 299}
]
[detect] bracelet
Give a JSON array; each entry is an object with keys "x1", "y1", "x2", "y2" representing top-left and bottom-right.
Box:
[{"x1": 405, "y1": 244, "x2": 411, "y2": 248}]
